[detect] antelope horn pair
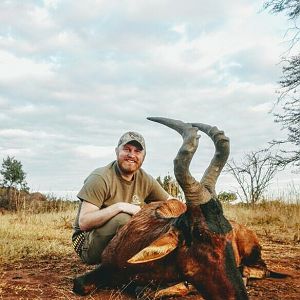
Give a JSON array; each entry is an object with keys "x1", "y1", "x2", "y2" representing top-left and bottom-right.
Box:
[{"x1": 147, "y1": 117, "x2": 230, "y2": 206}]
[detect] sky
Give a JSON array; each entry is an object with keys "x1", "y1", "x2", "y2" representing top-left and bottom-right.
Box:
[{"x1": 0, "y1": 0, "x2": 299, "y2": 200}]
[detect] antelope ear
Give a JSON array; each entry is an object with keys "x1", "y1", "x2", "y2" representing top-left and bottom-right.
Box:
[
  {"x1": 127, "y1": 229, "x2": 179, "y2": 264},
  {"x1": 156, "y1": 198, "x2": 187, "y2": 218}
]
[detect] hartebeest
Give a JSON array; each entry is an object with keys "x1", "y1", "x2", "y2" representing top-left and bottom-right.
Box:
[{"x1": 73, "y1": 117, "x2": 276, "y2": 299}]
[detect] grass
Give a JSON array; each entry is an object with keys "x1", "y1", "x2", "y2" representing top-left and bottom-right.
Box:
[
  {"x1": 223, "y1": 200, "x2": 300, "y2": 243},
  {"x1": 0, "y1": 191, "x2": 299, "y2": 300},
  {"x1": 0, "y1": 189, "x2": 299, "y2": 264},
  {"x1": 0, "y1": 196, "x2": 299, "y2": 300},
  {"x1": 0, "y1": 209, "x2": 76, "y2": 263}
]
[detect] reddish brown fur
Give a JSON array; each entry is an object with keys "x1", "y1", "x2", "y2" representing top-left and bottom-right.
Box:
[
  {"x1": 102, "y1": 201, "x2": 183, "y2": 286},
  {"x1": 101, "y1": 199, "x2": 265, "y2": 298},
  {"x1": 176, "y1": 207, "x2": 237, "y2": 300},
  {"x1": 230, "y1": 221, "x2": 265, "y2": 270},
  {"x1": 102, "y1": 201, "x2": 180, "y2": 269}
]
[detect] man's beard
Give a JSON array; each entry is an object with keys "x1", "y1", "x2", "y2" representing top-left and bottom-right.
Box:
[{"x1": 117, "y1": 159, "x2": 141, "y2": 175}]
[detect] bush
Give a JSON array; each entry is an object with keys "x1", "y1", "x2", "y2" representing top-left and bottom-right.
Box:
[{"x1": 218, "y1": 191, "x2": 237, "y2": 203}]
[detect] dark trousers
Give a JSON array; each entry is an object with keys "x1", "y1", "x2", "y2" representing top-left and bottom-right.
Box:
[{"x1": 80, "y1": 212, "x2": 131, "y2": 265}]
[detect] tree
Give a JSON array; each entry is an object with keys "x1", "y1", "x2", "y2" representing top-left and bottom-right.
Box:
[
  {"x1": 0, "y1": 156, "x2": 29, "y2": 191},
  {"x1": 217, "y1": 191, "x2": 237, "y2": 204},
  {"x1": 226, "y1": 150, "x2": 278, "y2": 206},
  {"x1": 156, "y1": 176, "x2": 163, "y2": 187},
  {"x1": 264, "y1": 0, "x2": 300, "y2": 168},
  {"x1": 156, "y1": 174, "x2": 183, "y2": 199}
]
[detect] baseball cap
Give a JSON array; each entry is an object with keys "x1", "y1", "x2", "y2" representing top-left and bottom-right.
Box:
[{"x1": 117, "y1": 131, "x2": 146, "y2": 150}]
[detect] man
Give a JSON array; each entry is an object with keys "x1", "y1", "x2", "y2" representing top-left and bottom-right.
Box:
[{"x1": 72, "y1": 131, "x2": 170, "y2": 265}]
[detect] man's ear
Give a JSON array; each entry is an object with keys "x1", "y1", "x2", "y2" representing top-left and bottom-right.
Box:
[{"x1": 115, "y1": 147, "x2": 119, "y2": 156}]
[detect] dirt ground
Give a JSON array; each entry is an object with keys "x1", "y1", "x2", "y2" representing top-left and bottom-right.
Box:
[{"x1": 1, "y1": 237, "x2": 299, "y2": 300}]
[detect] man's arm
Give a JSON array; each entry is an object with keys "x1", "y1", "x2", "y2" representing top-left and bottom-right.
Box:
[{"x1": 79, "y1": 200, "x2": 141, "y2": 231}]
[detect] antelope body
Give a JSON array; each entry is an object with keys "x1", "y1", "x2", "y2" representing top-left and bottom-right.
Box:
[
  {"x1": 75, "y1": 117, "x2": 272, "y2": 299},
  {"x1": 102, "y1": 117, "x2": 253, "y2": 299}
]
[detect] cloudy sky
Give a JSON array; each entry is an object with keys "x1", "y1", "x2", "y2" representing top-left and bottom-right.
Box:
[{"x1": 0, "y1": 0, "x2": 298, "y2": 200}]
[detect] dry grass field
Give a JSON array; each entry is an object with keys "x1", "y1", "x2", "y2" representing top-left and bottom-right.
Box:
[{"x1": 0, "y1": 197, "x2": 299, "y2": 299}]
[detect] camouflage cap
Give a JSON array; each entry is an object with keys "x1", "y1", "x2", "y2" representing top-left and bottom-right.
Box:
[{"x1": 117, "y1": 131, "x2": 146, "y2": 150}]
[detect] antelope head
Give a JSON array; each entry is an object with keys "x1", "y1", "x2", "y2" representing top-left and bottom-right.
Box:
[{"x1": 142, "y1": 117, "x2": 248, "y2": 300}]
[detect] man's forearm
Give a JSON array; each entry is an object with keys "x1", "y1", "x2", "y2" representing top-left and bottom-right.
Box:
[
  {"x1": 79, "y1": 204, "x2": 122, "y2": 231},
  {"x1": 79, "y1": 202, "x2": 141, "y2": 231}
]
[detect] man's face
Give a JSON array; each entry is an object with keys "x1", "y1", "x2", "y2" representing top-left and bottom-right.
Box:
[{"x1": 116, "y1": 142, "x2": 145, "y2": 175}]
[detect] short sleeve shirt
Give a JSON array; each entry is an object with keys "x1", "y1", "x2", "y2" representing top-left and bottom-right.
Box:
[{"x1": 73, "y1": 161, "x2": 169, "y2": 236}]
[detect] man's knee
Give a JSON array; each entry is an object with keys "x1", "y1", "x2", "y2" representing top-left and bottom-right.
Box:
[
  {"x1": 93, "y1": 213, "x2": 131, "y2": 236},
  {"x1": 81, "y1": 231, "x2": 113, "y2": 265},
  {"x1": 80, "y1": 213, "x2": 132, "y2": 265},
  {"x1": 111, "y1": 212, "x2": 132, "y2": 227}
]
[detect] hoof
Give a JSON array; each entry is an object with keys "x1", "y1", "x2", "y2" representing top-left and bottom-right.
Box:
[{"x1": 73, "y1": 276, "x2": 97, "y2": 296}]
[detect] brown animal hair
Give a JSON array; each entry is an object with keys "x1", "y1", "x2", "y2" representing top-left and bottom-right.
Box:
[
  {"x1": 101, "y1": 117, "x2": 249, "y2": 299},
  {"x1": 74, "y1": 118, "x2": 279, "y2": 299}
]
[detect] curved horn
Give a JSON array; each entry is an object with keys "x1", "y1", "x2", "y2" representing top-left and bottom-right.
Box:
[
  {"x1": 147, "y1": 117, "x2": 211, "y2": 206},
  {"x1": 191, "y1": 123, "x2": 230, "y2": 197}
]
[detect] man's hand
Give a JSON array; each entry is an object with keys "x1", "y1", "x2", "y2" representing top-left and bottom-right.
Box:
[
  {"x1": 79, "y1": 201, "x2": 141, "y2": 231},
  {"x1": 117, "y1": 202, "x2": 141, "y2": 215}
]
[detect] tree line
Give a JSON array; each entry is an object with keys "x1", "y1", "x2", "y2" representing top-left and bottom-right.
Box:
[{"x1": 0, "y1": 155, "x2": 274, "y2": 207}]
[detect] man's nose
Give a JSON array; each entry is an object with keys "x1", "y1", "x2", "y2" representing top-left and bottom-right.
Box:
[{"x1": 127, "y1": 151, "x2": 135, "y2": 157}]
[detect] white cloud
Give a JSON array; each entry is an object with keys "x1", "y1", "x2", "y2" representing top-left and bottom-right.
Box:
[
  {"x1": 249, "y1": 102, "x2": 273, "y2": 113},
  {"x1": 171, "y1": 23, "x2": 186, "y2": 35},
  {"x1": 0, "y1": 129, "x2": 64, "y2": 139},
  {"x1": 10, "y1": 104, "x2": 58, "y2": 115},
  {"x1": 65, "y1": 115, "x2": 99, "y2": 126},
  {"x1": 43, "y1": 0, "x2": 61, "y2": 10},
  {"x1": 0, "y1": 96, "x2": 9, "y2": 107},
  {"x1": 0, "y1": 0, "x2": 297, "y2": 194},
  {"x1": 74, "y1": 145, "x2": 115, "y2": 159},
  {"x1": 11, "y1": 104, "x2": 36, "y2": 114},
  {"x1": 0, "y1": 147, "x2": 34, "y2": 157},
  {"x1": 0, "y1": 50, "x2": 54, "y2": 81},
  {"x1": 28, "y1": 6, "x2": 54, "y2": 28}
]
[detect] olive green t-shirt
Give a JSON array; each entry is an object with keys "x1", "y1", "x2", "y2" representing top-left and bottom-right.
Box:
[{"x1": 73, "y1": 161, "x2": 169, "y2": 236}]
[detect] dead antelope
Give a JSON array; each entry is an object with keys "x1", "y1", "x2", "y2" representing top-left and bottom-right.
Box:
[{"x1": 73, "y1": 117, "x2": 279, "y2": 299}]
